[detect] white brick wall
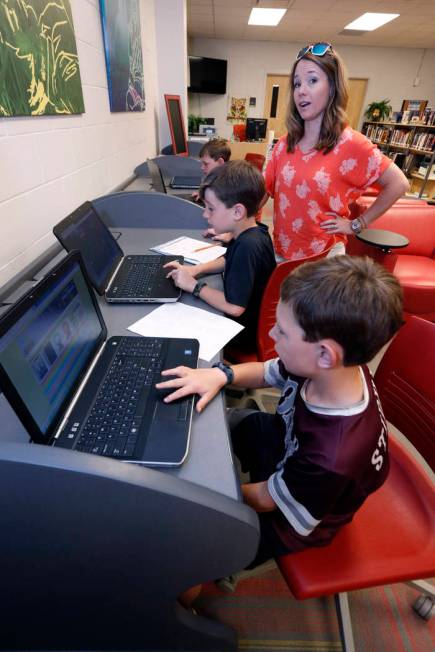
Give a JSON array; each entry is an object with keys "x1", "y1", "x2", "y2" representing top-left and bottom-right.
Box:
[{"x1": 0, "y1": 0, "x2": 159, "y2": 286}]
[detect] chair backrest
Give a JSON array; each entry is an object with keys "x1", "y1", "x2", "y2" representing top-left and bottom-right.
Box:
[
  {"x1": 257, "y1": 238, "x2": 336, "y2": 361},
  {"x1": 244, "y1": 153, "x2": 266, "y2": 171},
  {"x1": 374, "y1": 316, "x2": 435, "y2": 470},
  {"x1": 92, "y1": 191, "x2": 204, "y2": 229},
  {"x1": 233, "y1": 123, "x2": 246, "y2": 142}
]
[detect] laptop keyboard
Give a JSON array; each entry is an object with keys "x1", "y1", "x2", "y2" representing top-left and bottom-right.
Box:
[
  {"x1": 114, "y1": 256, "x2": 163, "y2": 297},
  {"x1": 75, "y1": 338, "x2": 165, "y2": 458}
]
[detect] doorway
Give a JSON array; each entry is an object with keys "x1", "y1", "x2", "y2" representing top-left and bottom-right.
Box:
[{"x1": 347, "y1": 78, "x2": 368, "y2": 129}]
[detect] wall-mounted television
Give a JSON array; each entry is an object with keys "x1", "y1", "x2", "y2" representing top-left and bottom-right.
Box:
[{"x1": 188, "y1": 56, "x2": 227, "y2": 95}]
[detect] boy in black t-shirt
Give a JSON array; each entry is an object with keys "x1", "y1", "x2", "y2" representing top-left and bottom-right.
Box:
[
  {"x1": 158, "y1": 256, "x2": 403, "y2": 574},
  {"x1": 165, "y1": 160, "x2": 276, "y2": 352}
]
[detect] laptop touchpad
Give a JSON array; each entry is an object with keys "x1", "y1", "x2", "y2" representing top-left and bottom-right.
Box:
[{"x1": 153, "y1": 400, "x2": 187, "y2": 421}]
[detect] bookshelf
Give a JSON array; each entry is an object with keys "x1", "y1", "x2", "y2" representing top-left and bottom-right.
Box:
[{"x1": 362, "y1": 121, "x2": 435, "y2": 199}]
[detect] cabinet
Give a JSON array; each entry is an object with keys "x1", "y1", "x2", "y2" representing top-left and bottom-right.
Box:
[{"x1": 362, "y1": 121, "x2": 435, "y2": 200}]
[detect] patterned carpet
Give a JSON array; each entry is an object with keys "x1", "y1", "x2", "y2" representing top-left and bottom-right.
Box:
[{"x1": 196, "y1": 565, "x2": 435, "y2": 651}]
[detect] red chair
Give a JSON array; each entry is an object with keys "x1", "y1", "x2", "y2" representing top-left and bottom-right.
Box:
[
  {"x1": 277, "y1": 316, "x2": 435, "y2": 651},
  {"x1": 346, "y1": 203, "x2": 435, "y2": 320},
  {"x1": 225, "y1": 237, "x2": 336, "y2": 364},
  {"x1": 233, "y1": 124, "x2": 246, "y2": 142},
  {"x1": 244, "y1": 153, "x2": 266, "y2": 172}
]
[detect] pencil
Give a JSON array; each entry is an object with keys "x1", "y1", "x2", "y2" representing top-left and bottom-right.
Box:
[{"x1": 192, "y1": 244, "x2": 220, "y2": 253}]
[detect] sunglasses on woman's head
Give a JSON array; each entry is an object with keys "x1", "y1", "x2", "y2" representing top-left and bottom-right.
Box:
[{"x1": 296, "y1": 42, "x2": 332, "y2": 61}]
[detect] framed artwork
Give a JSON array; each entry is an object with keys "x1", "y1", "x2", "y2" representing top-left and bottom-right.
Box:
[
  {"x1": 164, "y1": 95, "x2": 188, "y2": 156},
  {"x1": 99, "y1": 0, "x2": 145, "y2": 112},
  {"x1": 0, "y1": 0, "x2": 84, "y2": 117},
  {"x1": 227, "y1": 97, "x2": 247, "y2": 122}
]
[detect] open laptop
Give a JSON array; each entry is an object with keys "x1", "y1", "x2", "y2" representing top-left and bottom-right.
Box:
[
  {"x1": 169, "y1": 175, "x2": 202, "y2": 190},
  {"x1": 53, "y1": 201, "x2": 182, "y2": 303},
  {"x1": 0, "y1": 251, "x2": 199, "y2": 467},
  {"x1": 147, "y1": 159, "x2": 203, "y2": 205}
]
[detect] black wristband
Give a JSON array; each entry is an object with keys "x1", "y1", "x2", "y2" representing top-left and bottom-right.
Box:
[
  {"x1": 192, "y1": 281, "x2": 207, "y2": 298},
  {"x1": 212, "y1": 362, "x2": 234, "y2": 386}
]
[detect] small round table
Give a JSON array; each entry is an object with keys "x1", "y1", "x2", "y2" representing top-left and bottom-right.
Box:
[{"x1": 356, "y1": 228, "x2": 409, "y2": 254}]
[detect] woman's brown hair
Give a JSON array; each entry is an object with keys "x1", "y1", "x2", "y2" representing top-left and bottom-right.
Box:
[{"x1": 285, "y1": 48, "x2": 349, "y2": 154}]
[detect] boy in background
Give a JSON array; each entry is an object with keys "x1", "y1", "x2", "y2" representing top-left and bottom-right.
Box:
[
  {"x1": 159, "y1": 256, "x2": 403, "y2": 572},
  {"x1": 165, "y1": 160, "x2": 276, "y2": 353}
]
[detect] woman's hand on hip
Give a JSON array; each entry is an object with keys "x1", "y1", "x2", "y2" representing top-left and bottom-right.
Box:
[{"x1": 320, "y1": 212, "x2": 352, "y2": 235}]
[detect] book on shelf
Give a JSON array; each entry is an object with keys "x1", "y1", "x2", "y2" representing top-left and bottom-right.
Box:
[{"x1": 150, "y1": 236, "x2": 227, "y2": 265}]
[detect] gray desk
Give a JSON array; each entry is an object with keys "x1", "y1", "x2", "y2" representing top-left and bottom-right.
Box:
[{"x1": 0, "y1": 202, "x2": 259, "y2": 651}]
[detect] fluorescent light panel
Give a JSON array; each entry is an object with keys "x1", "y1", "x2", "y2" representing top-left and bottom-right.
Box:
[
  {"x1": 248, "y1": 8, "x2": 286, "y2": 26},
  {"x1": 344, "y1": 13, "x2": 399, "y2": 31}
]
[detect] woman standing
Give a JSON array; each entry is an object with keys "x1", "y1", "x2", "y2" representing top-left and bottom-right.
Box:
[{"x1": 264, "y1": 43, "x2": 409, "y2": 260}]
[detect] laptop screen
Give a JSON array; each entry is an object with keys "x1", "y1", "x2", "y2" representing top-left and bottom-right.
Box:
[
  {"x1": 147, "y1": 159, "x2": 167, "y2": 193},
  {"x1": 53, "y1": 202, "x2": 123, "y2": 294},
  {"x1": 0, "y1": 256, "x2": 104, "y2": 439}
]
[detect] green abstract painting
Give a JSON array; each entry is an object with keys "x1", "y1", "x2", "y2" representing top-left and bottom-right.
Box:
[{"x1": 0, "y1": 0, "x2": 85, "y2": 117}]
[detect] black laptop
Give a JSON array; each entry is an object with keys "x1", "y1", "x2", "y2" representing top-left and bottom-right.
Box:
[
  {"x1": 147, "y1": 159, "x2": 203, "y2": 205},
  {"x1": 169, "y1": 175, "x2": 202, "y2": 190},
  {"x1": 0, "y1": 252, "x2": 199, "y2": 467},
  {"x1": 53, "y1": 201, "x2": 182, "y2": 303}
]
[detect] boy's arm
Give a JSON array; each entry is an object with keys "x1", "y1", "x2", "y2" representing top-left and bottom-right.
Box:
[
  {"x1": 242, "y1": 481, "x2": 277, "y2": 512},
  {"x1": 193, "y1": 283, "x2": 245, "y2": 318},
  {"x1": 156, "y1": 361, "x2": 267, "y2": 412}
]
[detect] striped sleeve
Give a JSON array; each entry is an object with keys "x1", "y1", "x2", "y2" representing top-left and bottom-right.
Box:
[
  {"x1": 268, "y1": 469, "x2": 321, "y2": 536},
  {"x1": 268, "y1": 460, "x2": 350, "y2": 537}
]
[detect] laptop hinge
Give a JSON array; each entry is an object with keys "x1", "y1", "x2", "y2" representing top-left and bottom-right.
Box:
[
  {"x1": 105, "y1": 258, "x2": 124, "y2": 293},
  {"x1": 54, "y1": 341, "x2": 107, "y2": 439}
]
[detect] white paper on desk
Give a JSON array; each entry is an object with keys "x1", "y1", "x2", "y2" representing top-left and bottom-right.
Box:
[
  {"x1": 127, "y1": 303, "x2": 244, "y2": 361},
  {"x1": 150, "y1": 236, "x2": 226, "y2": 264}
]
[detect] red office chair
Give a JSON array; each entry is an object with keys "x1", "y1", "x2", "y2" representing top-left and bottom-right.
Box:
[
  {"x1": 277, "y1": 316, "x2": 435, "y2": 651},
  {"x1": 225, "y1": 237, "x2": 336, "y2": 364},
  {"x1": 244, "y1": 153, "x2": 266, "y2": 172}
]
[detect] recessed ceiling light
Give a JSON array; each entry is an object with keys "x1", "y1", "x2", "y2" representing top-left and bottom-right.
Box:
[
  {"x1": 248, "y1": 8, "x2": 286, "y2": 26},
  {"x1": 344, "y1": 13, "x2": 399, "y2": 31}
]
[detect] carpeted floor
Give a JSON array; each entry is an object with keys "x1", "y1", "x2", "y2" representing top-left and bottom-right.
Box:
[{"x1": 196, "y1": 565, "x2": 435, "y2": 651}]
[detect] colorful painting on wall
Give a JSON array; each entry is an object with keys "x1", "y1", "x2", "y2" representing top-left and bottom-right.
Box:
[
  {"x1": 227, "y1": 97, "x2": 247, "y2": 122},
  {"x1": 0, "y1": 0, "x2": 85, "y2": 117},
  {"x1": 99, "y1": 0, "x2": 145, "y2": 112}
]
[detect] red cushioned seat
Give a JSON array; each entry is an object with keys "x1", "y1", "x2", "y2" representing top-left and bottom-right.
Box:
[{"x1": 347, "y1": 204, "x2": 435, "y2": 321}]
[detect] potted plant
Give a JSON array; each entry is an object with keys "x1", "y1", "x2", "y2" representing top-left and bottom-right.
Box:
[
  {"x1": 188, "y1": 113, "x2": 206, "y2": 133},
  {"x1": 364, "y1": 99, "x2": 392, "y2": 122}
]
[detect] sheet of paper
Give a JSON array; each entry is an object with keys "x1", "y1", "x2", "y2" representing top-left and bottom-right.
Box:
[
  {"x1": 127, "y1": 303, "x2": 244, "y2": 361},
  {"x1": 150, "y1": 236, "x2": 226, "y2": 264}
]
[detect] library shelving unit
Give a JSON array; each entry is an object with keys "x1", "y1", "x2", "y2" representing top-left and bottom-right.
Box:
[{"x1": 362, "y1": 120, "x2": 435, "y2": 200}]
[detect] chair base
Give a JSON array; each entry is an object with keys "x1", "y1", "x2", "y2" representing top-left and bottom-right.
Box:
[{"x1": 335, "y1": 593, "x2": 356, "y2": 652}]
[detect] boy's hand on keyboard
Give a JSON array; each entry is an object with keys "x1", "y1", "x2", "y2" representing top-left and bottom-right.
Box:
[
  {"x1": 156, "y1": 366, "x2": 227, "y2": 413},
  {"x1": 164, "y1": 262, "x2": 197, "y2": 293}
]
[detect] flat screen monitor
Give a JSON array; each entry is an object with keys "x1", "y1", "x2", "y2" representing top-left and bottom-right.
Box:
[
  {"x1": 164, "y1": 95, "x2": 188, "y2": 156},
  {"x1": 188, "y1": 56, "x2": 227, "y2": 95},
  {"x1": 246, "y1": 118, "x2": 268, "y2": 141}
]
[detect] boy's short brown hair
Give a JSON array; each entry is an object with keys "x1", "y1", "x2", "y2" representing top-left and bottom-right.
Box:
[
  {"x1": 199, "y1": 138, "x2": 231, "y2": 162},
  {"x1": 199, "y1": 160, "x2": 265, "y2": 218},
  {"x1": 280, "y1": 255, "x2": 403, "y2": 365}
]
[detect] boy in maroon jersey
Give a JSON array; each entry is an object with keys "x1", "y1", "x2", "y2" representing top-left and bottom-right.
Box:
[{"x1": 157, "y1": 255, "x2": 403, "y2": 570}]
